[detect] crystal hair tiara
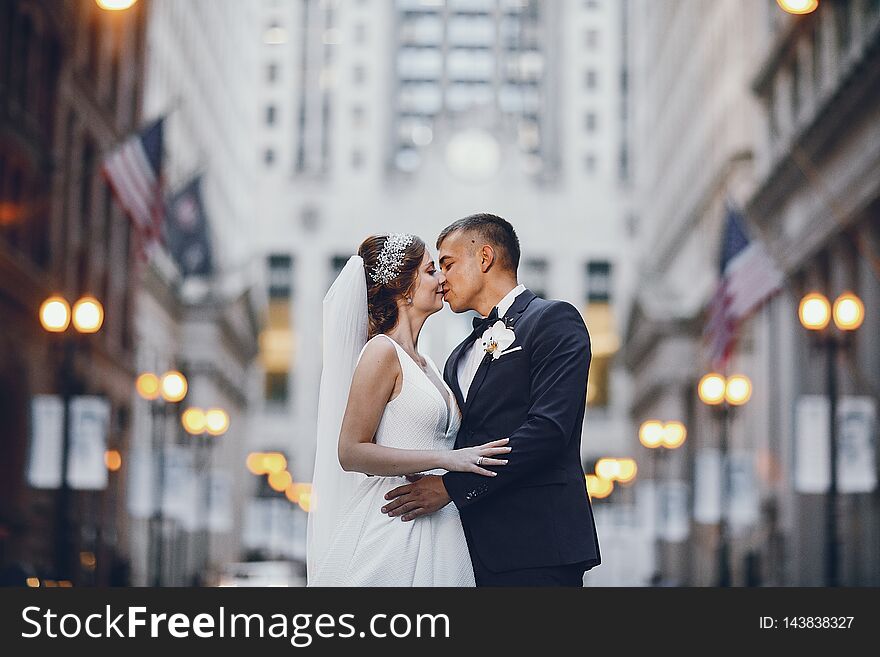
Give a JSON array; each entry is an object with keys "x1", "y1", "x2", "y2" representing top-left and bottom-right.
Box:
[{"x1": 369, "y1": 233, "x2": 415, "y2": 285}]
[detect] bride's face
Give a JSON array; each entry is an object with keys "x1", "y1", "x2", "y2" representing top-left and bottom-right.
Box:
[{"x1": 406, "y1": 250, "x2": 445, "y2": 316}]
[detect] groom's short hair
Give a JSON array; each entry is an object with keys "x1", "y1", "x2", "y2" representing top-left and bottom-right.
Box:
[{"x1": 437, "y1": 213, "x2": 520, "y2": 273}]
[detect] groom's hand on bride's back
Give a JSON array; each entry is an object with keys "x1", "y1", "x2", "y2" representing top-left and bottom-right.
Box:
[{"x1": 381, "y1": 475, "x2": 451, "y2": 522}]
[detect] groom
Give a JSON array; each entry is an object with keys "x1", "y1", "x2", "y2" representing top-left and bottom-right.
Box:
[{"x1": 381, "y1": 213, "x2": 601, "y2": 586}]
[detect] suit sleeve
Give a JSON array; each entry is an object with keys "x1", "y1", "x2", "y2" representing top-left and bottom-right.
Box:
[{"x1": 442, "y1": 301, "x2": 591, "y2": 509}]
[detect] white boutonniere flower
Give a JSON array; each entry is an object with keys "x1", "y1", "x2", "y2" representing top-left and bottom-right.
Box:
[{"x1": 480, "y1": 320, "x2": 516, "y2": 360}]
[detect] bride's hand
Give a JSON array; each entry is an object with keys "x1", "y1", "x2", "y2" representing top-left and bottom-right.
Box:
[{"x1": 444, "y1": 438, "x2": 511, "y2": 476}]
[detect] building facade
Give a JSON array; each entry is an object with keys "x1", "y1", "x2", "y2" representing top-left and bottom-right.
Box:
[
  {"x1": 126, "y1": 0, "x2": 263, "y2": 586},
  {"x1": 622, "y1": 0, "x2": 880, "y2": 586},
  {"x1": 0, "y1": 0, "x2": 149, "y2": 586}
]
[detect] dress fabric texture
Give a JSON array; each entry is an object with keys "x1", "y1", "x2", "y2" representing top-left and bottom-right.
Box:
[{"x1": 310, "y1": 334, "x2": 475, "y2": 587}]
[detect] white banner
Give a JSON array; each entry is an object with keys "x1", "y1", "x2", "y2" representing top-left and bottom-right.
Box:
[
  {"x1": 838, "y1": 397, "x2": 877, "y2": 493},
  {"x1": 162, "y1": 446, "x2": 201, "y2": 531},
  {"x1": 795, "y1": 395, "x2": 830, "y2": 493},
  {"x1": 656, "y1": 480, "x2": 689, "y2": 542},
  {"x1": 795, "y1": 395, "x2": 877, "y2": 493},
  {"x1": 68, "y1": 396, "x2": 110, "y2": 490},
  {"x1": 728, "y1": 450, "x2": 758, "y2": 533},
  {"x1": 207, "y1": 470, "x2": 233, "y2": 533},
  {"x1": 28, "y1": 395, "x2": 109, "y2": 490},
  {"x1": 27, "y1": 395, "x2": 64, "y2": 489},
  {"x1": 127, "y1": 443, "x2": 154, "y2": 519},
  {"x1": 694, "y1": 449, "x2": 721, "y2": 524}
]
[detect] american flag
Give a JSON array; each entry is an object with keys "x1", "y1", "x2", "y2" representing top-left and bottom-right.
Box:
[
  {"x1": 101, "y1": 118, "x2": 165, "y2": 262},
  {"x1": 702, "y1": 201, "x2": 784, "y2": 369}
]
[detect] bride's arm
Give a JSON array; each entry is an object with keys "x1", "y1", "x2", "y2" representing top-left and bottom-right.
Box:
[
  {"x1": 338, "y1": 338, "x2": 510, "y2": 477},
  {"x1": 337, "y1": 338, "x2": 448, "y2": 476}
]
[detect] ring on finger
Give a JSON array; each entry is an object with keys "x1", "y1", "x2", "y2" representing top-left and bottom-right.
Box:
[{"x1": 477, "y1": 456, "x2": 484, "y2": 466}]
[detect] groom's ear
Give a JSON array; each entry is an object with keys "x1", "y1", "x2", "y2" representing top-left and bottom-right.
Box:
[{"x1": 479, "y1": 245, "x2": 496, "y2": 273}]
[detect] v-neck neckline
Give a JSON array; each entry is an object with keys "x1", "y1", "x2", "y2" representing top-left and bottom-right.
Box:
[{"x1": 381, "y1": 334, "x2": 454, "y2": 435}]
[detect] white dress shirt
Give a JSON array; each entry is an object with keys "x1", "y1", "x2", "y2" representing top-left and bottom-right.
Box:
[{"x1": 457, "y1": 284, "x2": 526, "y2": 402}]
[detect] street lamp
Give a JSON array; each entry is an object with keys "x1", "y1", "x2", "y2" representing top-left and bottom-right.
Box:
[
  {"x1": 39, "y1": 294, "x2": 105, "y2": 583},
  {"x1": 776, "y1": 0, "x2": 819, "y2": 15},
  {"x1": 96, "y1": 0, "x2": 138, "y2": 10},
  {"x1": 639, "y1": 419, "x2": 687, "y2": 585},
  {"x1": 798, "y1": 290, "x2": 865, "y2": 587},
  {"x1": 182, "y1": 405, "x2": 229, "y2": 586},
  {"x1": 138, "y1": 369, "x2": 189, "y2": 586},
  {"x1": 698, "y1": 372, "x2": 752, "y2": 587}
]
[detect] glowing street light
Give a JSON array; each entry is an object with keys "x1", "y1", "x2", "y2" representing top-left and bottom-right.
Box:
[
  {"x1": 662, "y1": 421, "x2": 687, "y2": 448},
  {"x1": 136, "y1": 373, "x2": 161, "y2": 400},
  {"x1": 832, "y1": 292, "x2": 865, "y2": 331},
  {"x1": 595, "y1": 457, "x2": 638, "y2": 485},
  {"x1": 586, "y1": 474, "x2": 613, "y2": 499},
  {"x1": 96, "y1": 0, "x2": 138, "y2": 10},
  {"x1": 160, "y1": 371, "x2": 187, "y2": 403},
  {"x1": 776, "y1": 0, "x2": 819, "y2": 15},
  {"x1": 698, "y1": 373, "x2": 727, "y2": 406},
  {"x1": 639, "y1": 420, "x2": 665, "y2": 448},
  {"x1": 71, "y1": 296, "x2": 104, "y2": 333},
  {"x1": 182, "y1": 407, "x2": 207, "y2": 435},
  {"x1": 205, "y1": 408, "x2": 230, "y2": 436},
  {"x1": 39, "y1": 296, "x2": 71, "y2": 332},
  {"x1": 799, "y1": 292, "x2": 831, "y2": 330},
  {"x1": 725, "y1": 375, "x2": 752, "y2": 406},
  {"x1": 268, "y1": 470, "x2": 293, "y2": 492}
]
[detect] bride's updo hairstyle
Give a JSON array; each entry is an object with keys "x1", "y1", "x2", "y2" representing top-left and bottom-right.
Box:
[{"x1": 358, "y1": 233, "x2": 426, "y2": 338}]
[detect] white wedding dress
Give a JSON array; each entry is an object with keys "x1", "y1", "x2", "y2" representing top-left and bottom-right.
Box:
[{"x1": 310, "y1": 334, "x2": 476, "y2": 587}]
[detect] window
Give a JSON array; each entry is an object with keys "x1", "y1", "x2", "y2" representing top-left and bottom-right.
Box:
[
  {"x1": 268, "y1": 254, "x2": 292, "y2": 299},
  {"x1": 585, "y1": 29, "x2": 599, "y2": 50},
  {"x1": 351, "y1": 150, "x2": 364, "y2": 169},
  {"x1": 584, "y1": 153, "x2": 597, "y2": 173},
  {"x1": 585, "y1": 69, "x2": 598, "y2": 90},
  {"x1": 264, "y1": 372, "x2": 289, "y2": 405},
  {"x1": 352, "y1": 105, "x2": 365, "y2": 127},
  {"x1": 584, "y1": 260, "x2": 615, "y2": 409},
  {"x1": 586, "y1": 260, "x2": 612, "y2": 302},
  {"x1": 521, "y1": 258, "x2": 548, "y2": 299},
  {"x1": 264, "y1": 148, "x2": 275, "y2": 165},
  {"x1": 266, "y1": 105, "x2": 276, "y2": 125},
  {"x1": 267, "y1": 62, "x2": 279, "y2": 83},
  {"x1": 263, "y1": 255, "x2": 294, "y2": 406},
  {"x1": 584, "y1": 0, "x2": 600, "y2": 8},
  {"x1": 584, "y1": 111, "x2": 598, "y2": 132}
]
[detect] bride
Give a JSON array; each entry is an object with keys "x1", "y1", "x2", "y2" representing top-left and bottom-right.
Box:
[{"x1": 306, "y1": 233, "x2": 510, "y2": 586}]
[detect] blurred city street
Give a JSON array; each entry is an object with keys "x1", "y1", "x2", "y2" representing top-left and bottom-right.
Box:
[{"x1": 0, "y1": 0, "x2": 878, "y2": 587}]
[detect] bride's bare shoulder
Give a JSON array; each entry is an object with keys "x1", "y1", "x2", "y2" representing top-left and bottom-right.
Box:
[{"x1": 355, "y1": 335, "x2": 401, "y2": 377}]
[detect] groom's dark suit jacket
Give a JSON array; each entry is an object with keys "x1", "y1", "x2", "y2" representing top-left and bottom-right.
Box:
[{"x1": 442, "y1": 289, "x2": 601, "y2": 573}]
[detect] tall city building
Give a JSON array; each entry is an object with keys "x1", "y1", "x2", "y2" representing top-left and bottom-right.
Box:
[
  {"x1": 126, "y1": 0, "x2": 263, "y2": 586},
  {"x1": 251, "y1": 0, "x2": 630, "y2": 580}
]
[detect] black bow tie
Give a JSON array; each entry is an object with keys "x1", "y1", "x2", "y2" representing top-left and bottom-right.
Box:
[{"x1": 472, "y1": 306, "x2": 500, "y2": 332}]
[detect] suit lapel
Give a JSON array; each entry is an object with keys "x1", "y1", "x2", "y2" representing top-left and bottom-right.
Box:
[
  {"x1": 459, "y1": 289, "x2": 539, "y2": 425},
  {"x1": 445, "y1": 333, "x2": 474, "y2": 411}
]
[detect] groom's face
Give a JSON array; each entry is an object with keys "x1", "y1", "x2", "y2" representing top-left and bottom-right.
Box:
[{"x1": 438, "y1": 230, "x2": 483, "y2": 313}]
